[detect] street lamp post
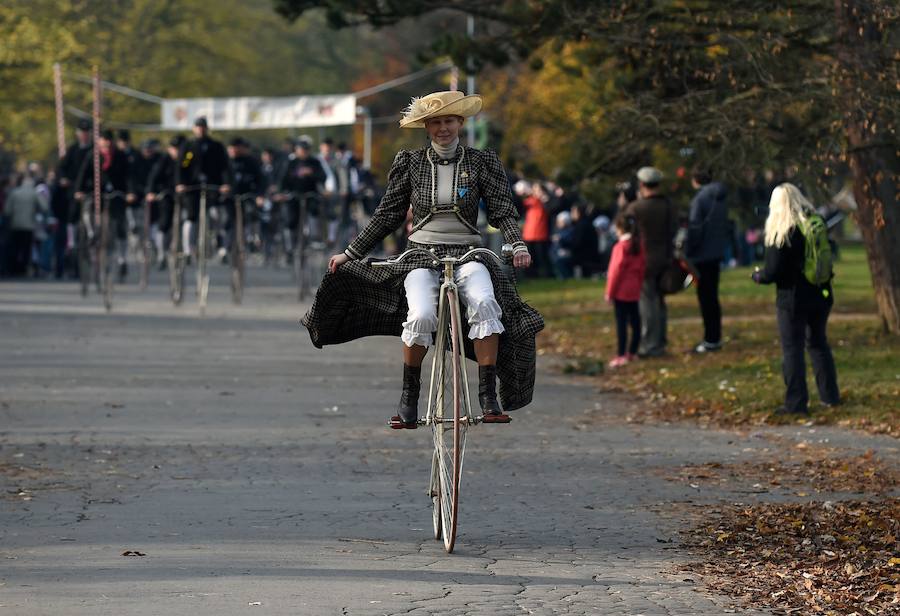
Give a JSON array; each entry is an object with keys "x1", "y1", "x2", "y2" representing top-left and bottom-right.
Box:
[
  {"x1": 357, "y1": 105, "x2": 372, "y2": 169},
  {"x1": 466, "y1": 15, "x2": 476, "y2": 148}
]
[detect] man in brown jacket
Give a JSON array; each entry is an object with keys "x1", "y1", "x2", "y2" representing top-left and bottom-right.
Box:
[{"x1": 621, "y1": 167, "x2": 678, "y2": 356}]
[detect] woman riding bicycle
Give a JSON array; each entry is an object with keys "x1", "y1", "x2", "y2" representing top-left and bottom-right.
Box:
[{"x1": 302, "y1": 91, "x2": 543, "y2": 428}]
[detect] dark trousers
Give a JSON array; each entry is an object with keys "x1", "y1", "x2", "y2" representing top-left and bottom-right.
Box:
[
  {"x1": 638, "y1": 275, "x2": 667, "y2": 355},
  {"x1": 9, "y1": 230, "x2": 34, "y2": 276},
  {"x1": 614, "y1": 300, "x2": 641, "y2": 357},
  {"x1": 183, "y1": 190, "x2": 221, "y2": 223},
  {"x1": 695, "y1": 259, "x2": 722, "y2": 344},
  {"x1": 54, "y1": 222, "x2": 68, "y2": 278},
  {"x1": 527, "y1": 241, "x2": 551, "y2": 278},
  {"x1": 776, "y1": 304, "x2": 841, "y2": 412}
]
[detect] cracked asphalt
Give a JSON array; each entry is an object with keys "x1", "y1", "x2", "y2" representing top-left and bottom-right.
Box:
[{"x1": 0, "y1": 268, "x2": 825, "y2": 615}]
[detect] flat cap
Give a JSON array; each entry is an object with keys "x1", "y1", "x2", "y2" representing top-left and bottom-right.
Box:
[{"x1": 637, "y1": 166, "x2": 663, "y2": 184}]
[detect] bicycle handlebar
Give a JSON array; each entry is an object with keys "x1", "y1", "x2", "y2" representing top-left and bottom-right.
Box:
[
  {"x1": 271, "y1": 191, "x2": 321, "y2": 202},
  {"x1": 147, "y1": 190, "x2": 172, "y2": 201},
  {"x1": 176, "y1": 184, "x2": 227, "y2": 193},
  {"x1": 371, "y1": 245, "x2": 513, "y2": 268}
]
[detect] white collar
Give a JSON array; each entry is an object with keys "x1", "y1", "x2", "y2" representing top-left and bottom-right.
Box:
[{"x1": 431, "y1": 138, "x2": 459, "y2": 160}]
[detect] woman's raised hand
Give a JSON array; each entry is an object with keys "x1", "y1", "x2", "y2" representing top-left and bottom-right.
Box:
[
  {"x1": 512, "y1": 251, "x2": 532, "y2": 269},
  {"x1": 328, "y1": 253, "x2": 351, "y2": 273}
]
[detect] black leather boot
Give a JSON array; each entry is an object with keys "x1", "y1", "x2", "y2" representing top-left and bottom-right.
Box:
[
  {"x1": 478, "y1": 365, "x2": 510, "y2": 423},
  {"x1": 390, "y1": 364, "x2": 421, "y2": 429}
]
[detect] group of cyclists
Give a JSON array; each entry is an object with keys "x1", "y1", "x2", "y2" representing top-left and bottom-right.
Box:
[{"x1": 55, "y1": 115, "x2": 371, "y2": 286}]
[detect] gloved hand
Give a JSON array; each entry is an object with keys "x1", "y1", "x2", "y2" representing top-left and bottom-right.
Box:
[{"x1": 751, "y1": 268, "x2": 762, "y2": 284}]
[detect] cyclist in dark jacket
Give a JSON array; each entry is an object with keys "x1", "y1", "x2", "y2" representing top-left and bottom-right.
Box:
[
  {"x1": 279, "y1": 140, "x2": 327, "y2": 258},
  {"x1": 73, "y1": 129, "x2": 132, "y2": 281},
  {"x1": 175, "y1": 117, "x2": 231, "y2": 258},
  {"x1": 225, "y1": 137, "x2": 265, "y2": 258},
  {"x1": 175, "y1": 117, "x2": 231, "y2": 220},
  {"x1": 146, "y1": 135, "x2": 185, "y2": 269},
  {"x1": 58, "y1": 119, "x2": 94, "y2": 225}
]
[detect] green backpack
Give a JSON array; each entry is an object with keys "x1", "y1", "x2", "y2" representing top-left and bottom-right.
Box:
[{"x1": 798, "y1": 214, "x2": 833, "y2": 286}]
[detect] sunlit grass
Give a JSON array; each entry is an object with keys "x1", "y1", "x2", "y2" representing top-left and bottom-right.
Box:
[{"x1": 520, "y1": 245, "x2": 898, "y2": 433}]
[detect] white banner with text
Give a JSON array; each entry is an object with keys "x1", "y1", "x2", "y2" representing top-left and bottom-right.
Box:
[{"x1": 161, "y1": 95, "x2": 357, "y2": 130}]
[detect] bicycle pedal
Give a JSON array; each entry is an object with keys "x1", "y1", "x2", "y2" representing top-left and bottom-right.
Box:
[
  {"x1": 481, "y1": 414, "x2": 512, "y2": 424},
  {"x1": 388, "y1": 416, "x2": 418, "y2": 429}
]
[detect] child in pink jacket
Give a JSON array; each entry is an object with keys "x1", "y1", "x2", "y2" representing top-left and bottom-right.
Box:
[{"x1": 605, "y1": 215, "x2": 646, "y2": 367}]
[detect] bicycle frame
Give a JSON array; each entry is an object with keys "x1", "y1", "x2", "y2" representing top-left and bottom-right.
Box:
[
  {"x1": 372, "y1": 245, "x2": 512, "y2": 552},
  {"x1": 424, "y1": 260, "x2": 476, "y2": 429}
]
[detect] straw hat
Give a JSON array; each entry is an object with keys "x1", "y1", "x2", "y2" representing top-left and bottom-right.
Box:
[{"x1": 399, "y1": 91, "x2": 483, "y2": 129}]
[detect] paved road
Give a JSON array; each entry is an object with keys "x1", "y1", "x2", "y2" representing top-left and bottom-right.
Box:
[{"x1": 0, "y1": 265, "x2": 805, "y2": 614}]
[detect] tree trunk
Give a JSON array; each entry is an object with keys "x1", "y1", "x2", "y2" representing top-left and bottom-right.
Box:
[{"x1": 835, "y1": 0, "x2": 900, "y2": 333}]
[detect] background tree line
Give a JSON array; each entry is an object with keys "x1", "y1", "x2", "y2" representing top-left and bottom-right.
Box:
[
  {"x1": 0, "y1": 0, "x2": 456, "y2": 172},
  {"x1": 2, "y1": 0, "x2": 897, "y2": 332},
  {"x1": 275, "y1": 0, "x2": 900, "y2": 334}
]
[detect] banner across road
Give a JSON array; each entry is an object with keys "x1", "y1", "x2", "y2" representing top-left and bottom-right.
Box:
[{"x1": 161, "y1": 94, "x2": 357, "y2": 130}]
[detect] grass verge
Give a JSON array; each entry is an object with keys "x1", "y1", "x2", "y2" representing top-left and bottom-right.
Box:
[{"x1": 520, "y1": 244, "x2": 900, "y2": 436}]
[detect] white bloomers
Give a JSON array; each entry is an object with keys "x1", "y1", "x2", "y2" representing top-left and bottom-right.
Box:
[{"x1": 401, "y1": 261, "x2": 505, "y2": 348}]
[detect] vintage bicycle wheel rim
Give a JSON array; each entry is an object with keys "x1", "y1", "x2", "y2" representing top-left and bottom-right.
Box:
[
  {"x1": 430, "y1": 450, "x2": 442, "y2": 540},
  {"x1": 168, "y1": 204, "x2": 182, "y2": 304},
  {"x1": 141, "y1": 205, "x2": 151, "y2": 291},
  {"x1": 78, "y1": 226, "x2": 90, "y2": 297},
  {"x1": 439, "y1": 288, "x2": 463, "y2": 553},
  {"x1": 197, "y1": 194, "x2": 208, "y2": 312},
  {"x1": 231, "y1": 206, "x2": 244, "y2": 304},
  {"x1": 296, "y1": 204, "x2": 307, "y2": 301},
  {"x1": 431, "y1": 301, "x2": 455, "y2": 551},
  {"x1": 100, "y1": 210, "x2": 112, "y2": 312}
]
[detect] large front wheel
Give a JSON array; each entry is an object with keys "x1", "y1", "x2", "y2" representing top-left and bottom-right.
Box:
[
  {"x1": 196, "y1": 191, "x2": 209, "y2": 314},
  {"x1": 169, "y1": 201, "x2": 185, "y2": 306},
  {"x1": 432, "y1": 288, "x2": 466, "y2": 553},
  {"x1": 77, "y1": 222, "x2": 91, "y2": 298},
  {"x1": 230, "y1": 202, "x2": 245, "y2": 304},
  {"x1": 100, "y1": 208, "x2": 113, "y2": 312}
]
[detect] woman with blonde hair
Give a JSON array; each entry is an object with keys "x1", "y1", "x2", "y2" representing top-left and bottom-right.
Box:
[{"x1": 751, "y1": 183, "x2": 840, "y2": 415}]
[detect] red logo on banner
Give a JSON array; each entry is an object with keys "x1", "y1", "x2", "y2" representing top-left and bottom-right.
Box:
[{"x1": 318, "y1": 104, "x2": 334, "y2": 117}]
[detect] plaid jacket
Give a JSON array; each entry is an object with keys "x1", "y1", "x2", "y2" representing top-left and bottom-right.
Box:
[
  {"x1": 344, "y1": 145, "x2": 524, "y2": 259},
  {"x1": 300, "y1": 146, "x2": 544, "y2": 412}
]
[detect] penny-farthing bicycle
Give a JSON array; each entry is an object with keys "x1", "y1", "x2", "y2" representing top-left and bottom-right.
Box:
[{"x1": 373, "y1": 245, "x2": 512, "y2": 553}]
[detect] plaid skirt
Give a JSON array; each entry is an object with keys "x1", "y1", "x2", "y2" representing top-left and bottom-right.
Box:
[{"x1": 300, "y1": 242, "x2": 545, "y2": 412}]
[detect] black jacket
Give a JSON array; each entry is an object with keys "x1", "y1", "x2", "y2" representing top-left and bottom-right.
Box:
[
  {"x1": 177, "y1": 136, "x2": 230, "y2": 187},
  {"x1": 280, "y1": 156, "x2": 326, "y2": 195},
  {"x1": 58, "y1": 142, "x2": 92, "y2": 193},
  {"x1": 147, "y1": 155, "x2": 178, "y2": 198},
  {"x1": 756, "y1": 227, "x2": 833, "y2": 312},
  {"x1": 130, "y1": 151, "x2": 161, "y2": 196},
  {"x1": 229, "y1": 154, "x2": 265, "y2": 196},
  {"x1": 74, "y1": 146, "x2": 131, "y2": 195},
  {"x1": 686, "y1": 181, "x2": 729, "y2": 263}
]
